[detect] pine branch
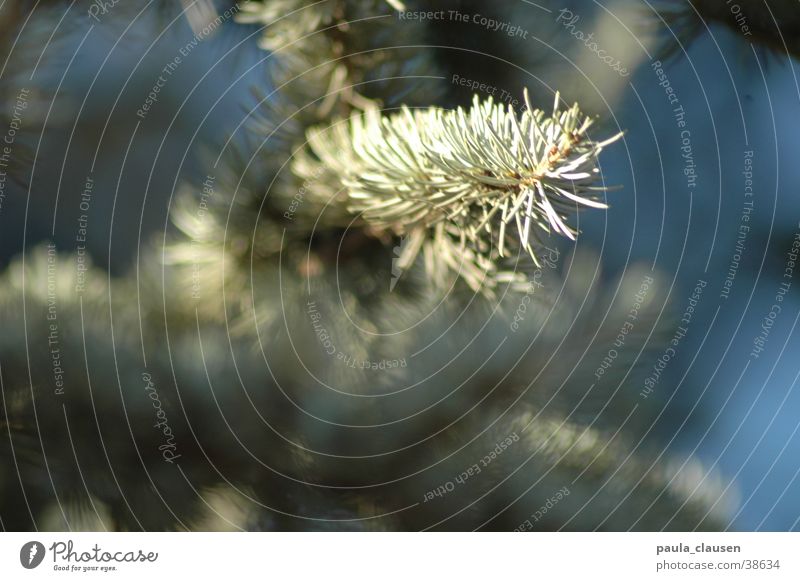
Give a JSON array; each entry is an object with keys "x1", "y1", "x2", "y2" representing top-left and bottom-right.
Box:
[{"x1": 297, "y1": 90, "x2": 623, "y2": 294}]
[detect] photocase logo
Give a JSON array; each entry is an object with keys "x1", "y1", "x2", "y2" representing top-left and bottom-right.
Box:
[{"x1": 20, "y1": 541, "x2": 45, "y2": 569}]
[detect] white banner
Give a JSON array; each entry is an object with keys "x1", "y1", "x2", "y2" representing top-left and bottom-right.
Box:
[{"x1": 0, "y1": 532, "x2": 797, "y2": 580}]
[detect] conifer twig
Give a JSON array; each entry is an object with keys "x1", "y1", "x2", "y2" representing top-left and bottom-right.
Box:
[{"x1": 298, "y1": 90, "x2": 623, "y2": 293}]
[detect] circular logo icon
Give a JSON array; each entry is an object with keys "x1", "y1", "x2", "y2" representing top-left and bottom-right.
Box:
[{"x1": 20, "y1": 541, "x2": 45, "y2": 569}]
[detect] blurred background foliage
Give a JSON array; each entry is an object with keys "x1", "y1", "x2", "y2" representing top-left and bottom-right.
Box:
[{"x1": 0, "y1": 0, "x2": 798, "y2": 531}]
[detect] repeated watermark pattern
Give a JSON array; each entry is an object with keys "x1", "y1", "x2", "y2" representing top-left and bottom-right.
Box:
[
  {"x1": 510, "y1": 246, "x2": 560, "y2": 332},
  {"x1": 556, "y1": 9, "x2": 629, "y2": 76},
  {"x1": 641, "y1": 279, "x2": 706, "y2": 399},
  {"x1": 74, "y1": 175, "x2": 94, "y2": 295},
  {"x1": 720, "y1": 151, "x2": 754, "y2": 300},
  {"x1": 423, "y1": 432, "x2": 519, "y2": 502},
  {"x1": 398, "y1": 9, "x2": 529, "y2": 38},
  {"x1": 306, "y1": 300, "x2": 406, "y2": 370},
  {"x1": 750, "y1": 225, "x2": 800, "y2": 359},
  {"x1": 515, "y1": 487, "x2": 571, "y2": 530},
  {"x1": 594, "y1": 274, "x2": 654, "y2": 382},
  {"x1": 137, "y1": 4, "x2": 240, "y2": 120},
  {"x1": 191, "y1": 174, "x2": 215, "y2": 300},
  {"x1": 142, "y1": 372, "x2": 181, "y2": 464},
  {"x1": 0, "y1": 87, "x2": 29, "y2": 217},
  {"x1": 47, "y1": 244, "x2": 66, "y2": 396},
  {"x1": 652, "y1": 60, "x2": 697, "y2": 193}
]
